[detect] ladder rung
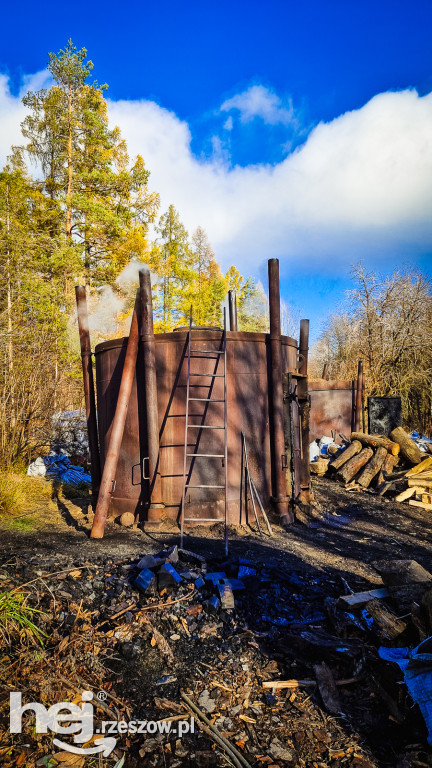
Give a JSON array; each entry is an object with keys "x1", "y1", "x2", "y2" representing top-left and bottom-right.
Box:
[
  {"x1": 189, "y1": 373, "x2": 224, "y2": 377},
  {"x1": 187, "y1": 424, "x2": 224, "y2": 429},
  {"x1": 185, "y1": 484, "x2": 225, "y2": 488},
  {"x1": 183, "y1": 517, "x2": 224, "y2": 522},
  {"x1": 189, "y1": 398, "x2": 224, "y2": 402},
  {"x1": 191, "y1": 349, "x2": 224, "y2": 354},
  {"x1": 187, "y1": 453, "x2": 224, "y2": 457}
]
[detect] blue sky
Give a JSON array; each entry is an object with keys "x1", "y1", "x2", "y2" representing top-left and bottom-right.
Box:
[{"x1": 1, "y1": 0, "x2": 431, "y2": 340}]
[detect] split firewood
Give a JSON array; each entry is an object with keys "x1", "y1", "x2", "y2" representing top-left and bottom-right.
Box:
[
  {"x1": 338, "y1": 587, "x2": 388, "y2": 609},
  {"x1": 329, "y1": 439, "x2": 362, "y2": 470},
  {"x1": 262, "y1": 679, "x2": 316, "y2": 690},
  {"x1": 350, "y1": 432, "x2": 400, "y2": 456},
  {"x1": 390, "y1": 427, "x2": 423, "y2": 465},
  {"x1": 357, "y1": 446, "x2": 388, "y2": 488},
  {"x1": 408, "y1": 477, "x2": 432, "y2": 490},
  {"x1": 422, "y1": 493, "x2": 432, "y2": 505},
  {"x1": 336, "y1": 446, "x2": 373, "y2": 484},
  {"x1": 313, "y1": 661, "x2": 341, "y2": 715},
  {"x1": 406, "y1": 456, "x2": 432, "y2": 476},
  {"x1": 377, "y1": 451, "x2": 396, "y2": 486},
  {"x1": 409, "y1": 499, "x2": 432, "y2": 511},
  {"x1": 365, "y1": 598, "x2": 407, "y2": 640},
  {"x1": 395, "y1": 486, "x2": 418, "y2": 502}
]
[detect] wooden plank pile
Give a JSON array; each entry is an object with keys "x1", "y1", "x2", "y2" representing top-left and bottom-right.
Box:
[{"x1": 315, "y1": 427, "x2": 432, "y2": 498}]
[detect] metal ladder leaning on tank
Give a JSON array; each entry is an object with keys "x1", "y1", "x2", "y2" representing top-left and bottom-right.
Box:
[{"x1": 180, "y1": 307, "x2": 228, "y2": 555}]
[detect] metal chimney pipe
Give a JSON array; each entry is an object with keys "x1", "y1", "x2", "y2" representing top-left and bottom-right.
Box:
[
  {"x1": 228, "y1": 290, "x2": 238, "y2": 331},
  {"x1": 139, "y1": 268, "x2": 164, "y2": 522},
  {"x1": 297, "y1": 319, "x2": 312, "y2": 511},
  {"x1": 91, "y1": 291, "x2": 140, "y2": 538},
  {"x1": 355, "y1": 360, "x2": 364, "y2": 433},
  {"x1": 75, "y1": 286, "x2": 101, "y2": 502},
  {"x1": 268, "y1": 259, "x2": 292, "y2": 525}
]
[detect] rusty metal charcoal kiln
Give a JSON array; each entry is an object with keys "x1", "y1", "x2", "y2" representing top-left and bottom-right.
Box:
[{"x1": 75, "y1": 259, "x2": 313, "y2": 540}]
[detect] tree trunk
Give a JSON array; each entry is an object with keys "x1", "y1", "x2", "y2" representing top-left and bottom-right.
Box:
[
  {"x1": 66, "y1": 83, "x2": 73, "y2": 239},
  {"x1": 336, "y1": 446, "x2": 374, "y2": 484},
  {"x1": 390, "y1": 427, "x2": 423, "y2": 465},
  {"x1": 357, "y1": 446, "x2": 388, "y2": 488},
  {"x1": 350, "y1": 432, "x2": 400, "y2": 456},
  {"x1": 329, "y1": 440, "x2": 362, "y2": 470}
]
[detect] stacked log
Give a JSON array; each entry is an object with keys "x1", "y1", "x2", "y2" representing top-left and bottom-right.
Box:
[{"x1": 311, "y1": 430, "x2": 432, "y2": 495}]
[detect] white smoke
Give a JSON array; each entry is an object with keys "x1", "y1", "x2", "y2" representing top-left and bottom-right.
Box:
[
  {"x1": 87, "y1": 286, "x2": 124, "y2": 337},
  {"x1": 85, "y1": 260, "x2": 153, "y2": 341}
]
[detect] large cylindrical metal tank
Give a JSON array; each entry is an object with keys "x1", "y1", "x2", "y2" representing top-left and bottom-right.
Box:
[{"x1": 95, "y1": 328, "x2": 298, "y2": 524}]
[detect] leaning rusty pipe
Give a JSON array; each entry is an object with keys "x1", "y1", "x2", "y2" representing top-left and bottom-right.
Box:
[
  {"x1": 268, "y1": 259, "x2": 292, "y2": 525},
  {"x1": 139, "y1": 268, "x2": 163, "y2": 522},
  {"x1": 90, "y1": 291, "x2": 140, "y2": 538},
  {"x1": 355, "y1": 360, "x2": 364, "y2": 433},
  {"x1": 228, "y1": 290, "x2": 238, "y2": 331},
  {"x1": 75, "y1": 286, "x2": 101, "y2": 501}
]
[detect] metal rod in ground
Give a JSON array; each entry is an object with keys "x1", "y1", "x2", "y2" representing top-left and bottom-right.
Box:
[
  {"x1": 181, "y1": 693, "x2": 252, "y2": 768},
  {"x1": 90, "y1": 291, "x2": 140, "y2": 539},
  {"x1": 242, "y1": 432, "x2": 262, "y2": 536},
  {"x1": 75, "y1": 286, "x2": 101, "y2": 501},
  {"x1": 250, "y1": 476, "x2": 273, "y2": 536}
]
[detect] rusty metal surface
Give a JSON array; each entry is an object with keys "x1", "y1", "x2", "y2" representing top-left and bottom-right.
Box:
[
  {"x1": 228, "y1": 291, "x2": 238, "y2": 331},
  {"x1": 297, "y1": 320, "x2": 311, "y2": 509},
  {"x1": 75, "y1": 286, "x2": 101, "y2": 498},
  {"x1": 268, "y1": 259, "x2": 292, "y2": 524},
  {"x1": 95, "y1": 329, "x2": 297, "y2": 523},
  {"x1": 91, "y1": 292, "x2": 140, "y2": 537},
  {"x1": 309, "y1": 380, "x2": 355, "y2": 443},
  {"x1": 355, "y1": 360, "x2": 364, "y2": 432},
  {"x1": 139, "y1": 269, "x2": 162, "y2": 518}
]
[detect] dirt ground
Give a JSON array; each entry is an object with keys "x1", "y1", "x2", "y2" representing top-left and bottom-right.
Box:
[{"x1": 1, "y1": 477, "x2": 432, "y2": 768}]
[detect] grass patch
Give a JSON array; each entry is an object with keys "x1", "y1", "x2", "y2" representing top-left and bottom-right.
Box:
[
  {"x1": 0, "y1": 472, "x2": 58, "y2": 531},
  {"x1": 0, "y1": 590, "x2": 48, "y2": 646}
]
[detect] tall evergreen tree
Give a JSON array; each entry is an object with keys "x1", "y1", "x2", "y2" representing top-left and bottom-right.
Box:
[
  {"x1": 150, "y1": 205, "x2": 193, "y2": 331},
  {"x1": 21, "y1": 40, "x2": 159, "y2": 286},
  {"x1": 188, "y1": 227, "x2": 226, "y2": 326}
]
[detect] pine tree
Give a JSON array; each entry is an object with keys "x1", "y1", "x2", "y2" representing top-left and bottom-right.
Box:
[
  {"x1": 21, "y1": 40, "x2": 159, "y2": 286},
  {"x1": 150, "y1": 205, "x2": 193, "y2": 331},
  {"x1": 188, "y1": 227, "x2": 226, "y2": 326}
]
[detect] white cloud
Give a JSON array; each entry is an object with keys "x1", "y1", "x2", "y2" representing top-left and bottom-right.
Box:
[
  {"x1": 0, "y1": 69, "x2": 51, "y2": 167},
  {"x1": 1, "y1": 72, "x2": 431, "y2": 280},
  {"x1": 221, "y1": 84, "x2": 296, "y2": 126},
  {"x1": 108, "y1": 88, "x2": 432, "y2": 274}
]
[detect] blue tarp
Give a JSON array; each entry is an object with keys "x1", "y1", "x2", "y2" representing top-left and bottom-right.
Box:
[
  {"x1": 379, "y1": 637, "x2": 432, "y2": 745},
  {"x1": 43, "y1": 454, "x2": 91, "y2": 486},
  {"x1": 410, "y1": 432, "x2": 432, "y2": 453}
]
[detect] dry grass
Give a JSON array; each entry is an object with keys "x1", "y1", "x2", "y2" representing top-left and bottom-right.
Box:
[{"x1": 0, "y1": 471, "x2": 57, "y2": 528}]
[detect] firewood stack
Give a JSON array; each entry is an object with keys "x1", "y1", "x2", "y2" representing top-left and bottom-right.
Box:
[{"x1": 320, "y1": 427, "x2": 432, "y2": 498}]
